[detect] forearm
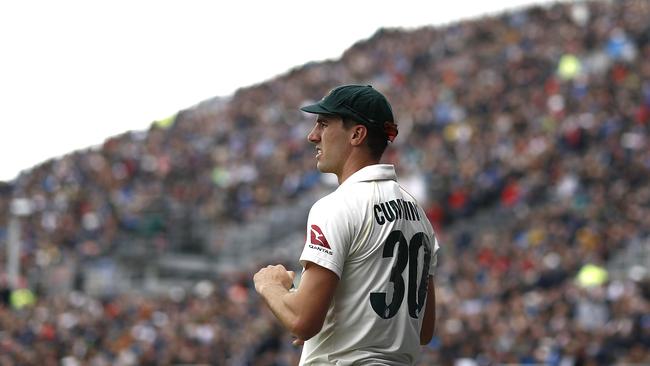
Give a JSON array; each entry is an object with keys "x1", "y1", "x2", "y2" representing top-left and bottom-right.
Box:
[
  {"x1": 254, "y1": 262, "x2": 338, "y2": 341},
  {"x1": 259, "y1": 283, "x2": 301, "y2": 335}
]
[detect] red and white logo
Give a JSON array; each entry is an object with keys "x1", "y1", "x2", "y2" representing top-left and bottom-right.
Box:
[
  {"x1": 309, "y1": 225, "x2": 334, "y2": 255},
  {"x1": 309, "y1": 224, "x2": 332, "y2": 253}
]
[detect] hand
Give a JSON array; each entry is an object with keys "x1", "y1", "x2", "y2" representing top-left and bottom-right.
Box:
[
  {"x1": 253, "y1": 264, "x2": 296, "y2": 294},
  {"x1": 292, "y1": 337, "x2": 305, "y2": 346}
]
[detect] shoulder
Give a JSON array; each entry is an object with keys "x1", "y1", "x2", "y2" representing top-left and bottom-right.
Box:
[
  {"x1": 309, "y1": 183, "x2": 370, "y2": 221},
  {"x1": 315, "y1": 181, "x2": 369, "y2": 205},
  {"x1": 310, "y1": 189, "x2": 351, "y2": 217},
  {"x1": 311, "y1": 190, "x2": 340, "y2": 211},
  {"x1": 398, "y1": 183, "x2": 420, "y2": 204}
]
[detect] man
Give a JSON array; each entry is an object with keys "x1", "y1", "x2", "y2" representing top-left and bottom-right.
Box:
[{"x1": 254, "y1": 84, "x2": 440, "y2": 365}]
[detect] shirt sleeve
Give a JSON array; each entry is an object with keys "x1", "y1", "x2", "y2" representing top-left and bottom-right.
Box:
[{"x1": 299, "y1": 196, "x2": 353, "y2": 279}]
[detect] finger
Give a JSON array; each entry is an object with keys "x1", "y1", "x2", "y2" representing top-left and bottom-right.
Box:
[
  {"x1": 287, "y1": 271, "x2": 296, "y2": 281},
  {"x1": 292, "y1": 338, "x2": 304, "y2": 346}
]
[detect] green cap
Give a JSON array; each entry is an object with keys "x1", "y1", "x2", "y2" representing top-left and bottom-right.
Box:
[{"x1": 301, "y1": 84, "x2": 398, "y2": 142}]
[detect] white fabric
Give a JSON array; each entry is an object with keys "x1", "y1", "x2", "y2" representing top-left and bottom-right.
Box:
[{"x1": 299, "y1": 164, "x2": 440, "y2": 366}]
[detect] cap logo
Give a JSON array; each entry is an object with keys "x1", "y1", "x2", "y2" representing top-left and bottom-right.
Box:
[{"x1": 321, "y1": 88, "x2": 335, "y2": 101}]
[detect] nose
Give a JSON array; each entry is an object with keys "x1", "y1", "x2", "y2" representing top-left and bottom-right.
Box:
[{"x1": 307, "y1": 124, "x2": 320, "y2": 144}]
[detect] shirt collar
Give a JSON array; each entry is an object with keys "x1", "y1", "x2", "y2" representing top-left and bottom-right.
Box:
[{"x1": 340, "y1": 164, "x2": 397, "y2": 187}]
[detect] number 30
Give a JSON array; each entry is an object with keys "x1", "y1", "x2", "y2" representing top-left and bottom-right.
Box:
[{"x1": 370, "y1": 231, "x2": 432, "y2": 319}]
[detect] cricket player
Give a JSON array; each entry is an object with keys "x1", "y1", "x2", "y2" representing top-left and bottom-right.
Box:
[{"x1": 254, "y1": 84, "x2": 440, "y2": 365}]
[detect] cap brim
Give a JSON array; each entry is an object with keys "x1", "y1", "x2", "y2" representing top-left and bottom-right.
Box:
[{"x1": 300, "y1": 103, "x2": 335, "y2": 115}]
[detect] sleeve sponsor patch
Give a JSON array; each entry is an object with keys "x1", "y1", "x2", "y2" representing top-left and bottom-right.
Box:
[{"x1": 308, "y1": 224, "x2": 333, "y2": 255}]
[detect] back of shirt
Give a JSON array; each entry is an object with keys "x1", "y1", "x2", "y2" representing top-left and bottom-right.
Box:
[{"x1": 299, "y1": 165, "x2": 440, "y2": 366}]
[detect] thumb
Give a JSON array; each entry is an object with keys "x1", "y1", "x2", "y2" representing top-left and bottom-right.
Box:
[{"x1": 287, "y1": 271, "x2": 296, "y2": 281}]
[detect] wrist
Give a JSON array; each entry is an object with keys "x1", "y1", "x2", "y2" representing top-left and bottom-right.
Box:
[{"x1": 258, "y1": 282, "x2": 288, "y2": 297}]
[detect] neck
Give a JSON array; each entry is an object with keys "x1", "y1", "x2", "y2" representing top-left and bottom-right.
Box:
[{"x1": 337, "y1": 154, "x2": 380, "y2": 185}]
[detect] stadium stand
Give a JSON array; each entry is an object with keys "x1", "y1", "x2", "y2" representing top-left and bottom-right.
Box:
[{"x1": 1, "y1": 0, "x2": 649, "y2": 364}]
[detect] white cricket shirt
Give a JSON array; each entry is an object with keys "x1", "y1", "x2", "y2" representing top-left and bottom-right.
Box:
[{"x1": 298, "y1": 164, "x2": 440, "y2": 365}]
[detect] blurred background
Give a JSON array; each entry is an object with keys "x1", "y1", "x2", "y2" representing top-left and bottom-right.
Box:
[{"x1": 1, "y1": 0, "x2": 650, "y2": 365}]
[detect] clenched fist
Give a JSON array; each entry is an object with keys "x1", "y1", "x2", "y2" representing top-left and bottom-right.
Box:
[{"x1": 253, "y1": 264, "x2": 296, "y2": 294}]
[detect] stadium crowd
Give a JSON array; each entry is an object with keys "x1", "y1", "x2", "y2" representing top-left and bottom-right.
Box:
[{"x1": 1, "y1": 0, "x2": 650, "y2": 364}]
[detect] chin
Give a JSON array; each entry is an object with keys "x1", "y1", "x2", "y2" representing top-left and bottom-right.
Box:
[{"x1": 316, "y1": 162, "x2": 332, "y2": 174}]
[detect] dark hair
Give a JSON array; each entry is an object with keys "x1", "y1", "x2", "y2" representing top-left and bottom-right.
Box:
[{"x1": 342, "y1": 118, "x2": 388, "y2": 160}]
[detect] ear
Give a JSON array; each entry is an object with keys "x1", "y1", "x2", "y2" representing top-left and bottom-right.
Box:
[{"x1": 350, "y1": 125, "x2": 368, "y2": 147}]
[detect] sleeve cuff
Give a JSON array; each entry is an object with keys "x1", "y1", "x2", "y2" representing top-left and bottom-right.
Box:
[{"x1": 299, "y1": 256, "x2": 343, "y2": 279}]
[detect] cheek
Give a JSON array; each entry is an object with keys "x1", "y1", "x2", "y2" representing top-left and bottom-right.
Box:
[{"x1": 322, "y1": 129, "x2": 349, "y2": 154}]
